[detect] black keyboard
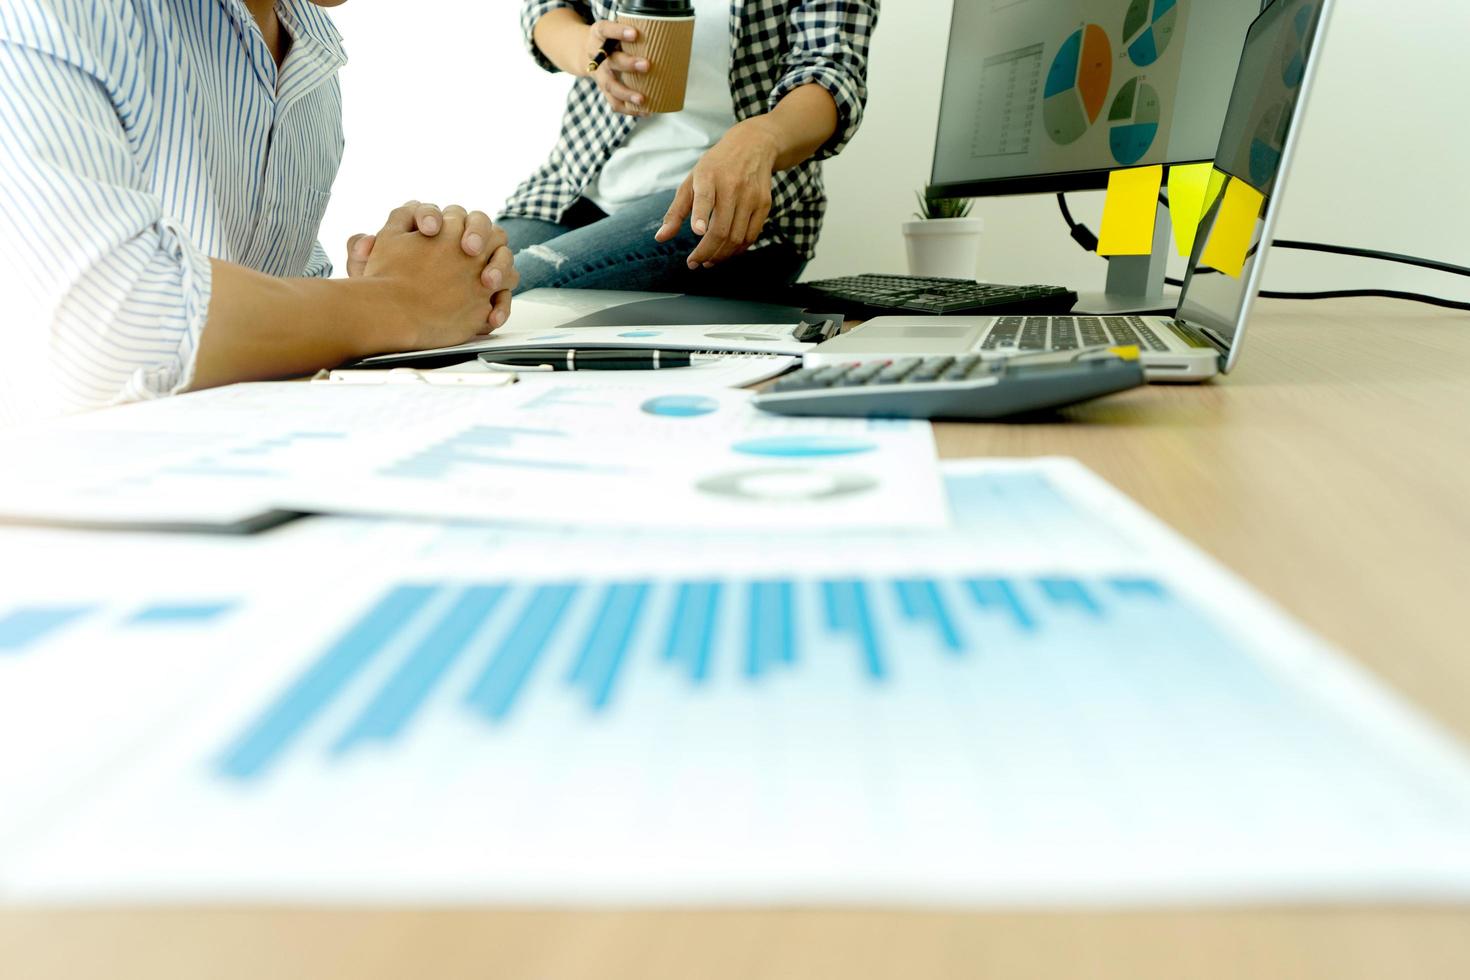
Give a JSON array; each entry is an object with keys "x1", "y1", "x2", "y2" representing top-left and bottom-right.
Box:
[
  {"x1": 754, "y1": 354, "x2": 1145, "y2": 420},
  {"x1": 790, "y1": 274, "x2": 1078, "y2": 319}
]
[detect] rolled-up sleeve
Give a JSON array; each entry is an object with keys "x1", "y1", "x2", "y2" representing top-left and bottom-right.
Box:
[
  {"x1": 769, "y1": 0, "x2": 879, "y2": 160},
  {"x1": 521, "y1": 0, "x2": 593, "y2": 74},
  {"x1": 0, "y1": 35, "x2": 213, "y2": 418}
]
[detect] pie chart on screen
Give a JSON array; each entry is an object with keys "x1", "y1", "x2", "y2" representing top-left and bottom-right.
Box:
[
  {"x1": 1042, "y1": 24, "x2": 1111, "y2": 145},
  {"x1": 1123, "y1": 0, "x2": 1180, "y2": 68},
  {"x1": 1108, "y1": 78, "x2": 1161, "y2": 166},
  {"x1": 1248, "y1": 101, "x2": 1292, "y2": 190},
  {"x1": 1281, "y1": 4, "x2": 1315, "y2": 87}
]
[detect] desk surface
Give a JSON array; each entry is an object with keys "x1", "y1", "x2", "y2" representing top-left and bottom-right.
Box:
[{"x1": 4, "y1": 298, "x2": 1469, "y2": 979}]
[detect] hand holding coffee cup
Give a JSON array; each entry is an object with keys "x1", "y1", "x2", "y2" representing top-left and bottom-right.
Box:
[
  {"x1": 583, "y1": 20, "x2": 653, "y2": 116},
  {"x1": 614, "y1": 0, "x2": 696, "y2": 114}
]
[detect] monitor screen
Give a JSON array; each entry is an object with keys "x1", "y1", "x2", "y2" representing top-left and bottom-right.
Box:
[
  {"x1": 930, "y1": 0, "x2": 1265, "y2": 196},
  {"x1": 1176, "y1": 0, "x2": 1328, "y2": 362}
]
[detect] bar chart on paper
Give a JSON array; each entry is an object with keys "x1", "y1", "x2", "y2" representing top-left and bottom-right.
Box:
[
  {"x1": 0, "y1": 600, "x2": 238, "y2": 654},
  {"x1": 216, "y1": 573, "x2": 1199, "y2": 780},
  {"x1": 12, "y1": 460, "x2": 1470, "y2": 905}
]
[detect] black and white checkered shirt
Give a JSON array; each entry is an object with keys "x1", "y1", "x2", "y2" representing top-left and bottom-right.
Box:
[{"x1": 503, "y1": 0, "x2": 878, "y2": 259}]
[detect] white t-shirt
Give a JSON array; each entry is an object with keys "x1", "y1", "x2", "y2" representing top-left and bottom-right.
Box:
[{"x1": 584, "y1": 0, "x2": 737, "y2": 214}]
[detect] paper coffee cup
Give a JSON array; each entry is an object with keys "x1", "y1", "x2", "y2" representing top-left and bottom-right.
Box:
[{"x1": 616, "y1": 1, "x2": 695, "y2": 114}]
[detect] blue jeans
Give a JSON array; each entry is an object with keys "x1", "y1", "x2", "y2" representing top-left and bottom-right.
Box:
[{"x1": 500, "y1": 190, "x2": 807, "y2": 297}]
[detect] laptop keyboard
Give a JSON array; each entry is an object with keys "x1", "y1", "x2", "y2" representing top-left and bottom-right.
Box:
[{"x1": 981, "y1": 316, "x2": 1170, "y2": 353}]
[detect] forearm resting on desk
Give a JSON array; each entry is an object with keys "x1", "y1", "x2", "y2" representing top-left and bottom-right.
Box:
[
  {"x1": 189, "y1": 263, "x2": 404, "y2": 390},
  {"x1": 190, "y1": 205, "x2": 502, "y2": 390}
]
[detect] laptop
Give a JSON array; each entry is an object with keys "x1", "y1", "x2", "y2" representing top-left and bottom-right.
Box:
[{"x1": 807, "y1": 0, "x2": 1334, "y2": 383}]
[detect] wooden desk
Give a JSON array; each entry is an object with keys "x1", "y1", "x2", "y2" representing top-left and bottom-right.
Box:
[{"x1": 4, "y1": 299, "x2": 1468, "y2": 979}]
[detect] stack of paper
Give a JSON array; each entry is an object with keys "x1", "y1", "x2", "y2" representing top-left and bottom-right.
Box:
[{"x1": 0, "y1": 383, "x2": 944, "y2": 532}]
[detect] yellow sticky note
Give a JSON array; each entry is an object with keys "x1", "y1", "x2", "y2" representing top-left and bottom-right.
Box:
[
  {"x1": 1098, "y1": 165, "x2": 1163, "y2": 256},
  {"x1": 1167, "y1": 162, "x2": 1214, "y2": 258},
  {"x1": 1201, "y1": 177, "x2": 1265, "y2": 278},
  {"x1": 1205, "y1": 168, "x2": 1228, "y2": 215}
]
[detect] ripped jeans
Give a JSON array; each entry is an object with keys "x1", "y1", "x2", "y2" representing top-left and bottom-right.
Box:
[{"x1": 498, "y1": 190, "x2": 808, "y2": 297}]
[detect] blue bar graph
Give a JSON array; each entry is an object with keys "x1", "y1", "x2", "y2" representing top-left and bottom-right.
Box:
[
  {"x1": 746, "y1": 581, "x2": 795, "y2": 678},
  {"x1": 567, "y1": 583, "x2": 651, "y2": 709},
  {"x1": 663, "y1": 582, "x2": 722, "y2": 683},
  {"x1": 894, "y1": 579, "x2": 964, "y2": 653},
  {"x1": 214, "y1": 574, "x2": 1193, "y2": 781},
  {"x1": 464, "y1": 584, "x2": 581, "y2": 722},
  {"x1": 1108, "y1": 577, "x2": 1170, "y2": 600},
  {"x1": 965, "y1": 578, "x2": 1036, "y2": 631},
  {"x1": 1038, "y1": 577, "x2": 1103, "y2": 616},
  {"x1": 126, "y1": 601, "x2": 237, "y2": 626},
  {"x1": 333, "y1": 586, "x2": 507, "y2": 753},
  {"x1": 0, "y1": 605, "x2": 94, "y2": 653},
  {"x1": 823, "y1": 580, "x2": 885, "y2": 680},
  {"x1": 216, "y1": 584, "x2": 438, "y2": 779}
]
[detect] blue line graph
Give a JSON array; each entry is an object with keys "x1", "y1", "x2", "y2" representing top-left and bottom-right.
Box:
[{"x1": 213, "y1": 572, "x2": 1225, "y2": 783}]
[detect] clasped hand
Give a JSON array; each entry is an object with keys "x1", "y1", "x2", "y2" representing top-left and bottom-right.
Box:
[{"x1": 345, "y1": 202, "x2": 519, "y2": 350}]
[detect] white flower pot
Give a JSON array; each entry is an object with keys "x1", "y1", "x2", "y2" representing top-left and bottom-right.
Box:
[{"x1": 903, "y1": 216, "x2": 985, "y2": 280}]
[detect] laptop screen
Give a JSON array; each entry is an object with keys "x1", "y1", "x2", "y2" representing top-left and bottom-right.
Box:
[{"x1": 1175, "y1": 0, "x2": 1331, "y2": 367}]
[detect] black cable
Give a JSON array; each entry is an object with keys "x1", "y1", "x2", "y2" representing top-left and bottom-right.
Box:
[
  {"x1": 1057, "y1": 192, "x2": 1470, "y2": 312},
  {"x1": 1161, "y1": 276, "x2": 1470, "y2": 311},
  {"x1": 1262, "y1": 288, "x2": 1470, "y2": 312},
  {"x1": 1272, "y1": 240, "x2": 1470, "y2": 279}
]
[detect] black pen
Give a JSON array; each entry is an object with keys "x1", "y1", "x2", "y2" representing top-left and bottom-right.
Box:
[
  {"x1": 587, "y1": 38, "x2": 618, "y2": 75},
  {"x1": 480, "y1": 349, "x2": 700, "y2": 372}
]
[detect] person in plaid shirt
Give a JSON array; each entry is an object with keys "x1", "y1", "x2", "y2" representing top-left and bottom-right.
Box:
[{"x1": 499, "y1": 0, "x2": 878, "y2": 296}]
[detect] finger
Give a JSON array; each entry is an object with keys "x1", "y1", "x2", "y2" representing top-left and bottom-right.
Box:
[
  {"x1": 686, "y1": 181, "x2": 732, "y2": 268},
  {"x1": 737, "y1": 203, "x2": 771, "y2": 257},
  {"x1": 593, "y1": 20, "x2": 638, "y2": 43},
  {"x1": 480, "y1": 245, "x2": 517, "y2": 294},
  {"x1": 599, "y1": 71, "x2": 647, "y2": 110},
  {"x1": 657, "y1": 179, "x2": 696, "y2": 242},
  {"x1": 689, "y1": 175, "x2": 716, "y2": 238},
  {"x1": 461, "y1": 211, "x2": 495, "y2": 257},
  {"x1": 381, "y1": 202, "x2": 419, "y2": 234},
  {"x1": 607, "y1": 51, "x2": 649, "y2": 74},
  {"x1": 488, "y1": 289, "x2": 513, "y2": 331},
  {"x1": 709, "y1": 201, "x2": 756, "y2": 266},
  {"x1": 438, "y1": 204, "x2": 468, "y2": 237},
  {"x1": 345, "y1": 233, "x2": 374, "y2": 277},
  {"x1": 413, "y1": 202, "x2": 443, "y2": 236}
]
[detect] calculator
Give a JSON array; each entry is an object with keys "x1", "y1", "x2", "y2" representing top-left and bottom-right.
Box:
[{"x1": 753, "y1": 352, "x2": 1146, "y2": 420}]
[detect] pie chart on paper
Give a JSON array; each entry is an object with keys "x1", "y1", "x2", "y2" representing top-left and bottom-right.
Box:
[
  {"x1": 1108, "y1": 78, "x2": 1161, "y2": 166},
  {"x1": 1042, "y1": 24, "x2": 1112, "y2": 145},
  {"x1": 1123, "y1": 0, "x2": 1180, "y2": 68}
]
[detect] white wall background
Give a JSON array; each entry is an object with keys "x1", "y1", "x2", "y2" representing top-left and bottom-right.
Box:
[{"x1": 321, "y1": 0, "x2": 1470, "y2": 304}]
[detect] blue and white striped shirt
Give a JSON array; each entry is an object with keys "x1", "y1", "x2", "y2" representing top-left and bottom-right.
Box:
[{"x1": 0, "y1": 0, "x2": 346, "y2": 424}]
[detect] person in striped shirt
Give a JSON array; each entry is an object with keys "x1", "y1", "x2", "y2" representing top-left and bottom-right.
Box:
[{"x1": 0, "y1": 0, "x2": 517, "y2": 424}]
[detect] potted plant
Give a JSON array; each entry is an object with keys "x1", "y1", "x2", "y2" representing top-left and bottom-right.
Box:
[{"x1": 903, "y1": 188, "x2": 984, "y2": 280}]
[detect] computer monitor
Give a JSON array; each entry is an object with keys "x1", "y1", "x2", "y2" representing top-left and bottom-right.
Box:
[{"x1": 929, "y1": 0, "x2": 1266, "y2": 310}]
